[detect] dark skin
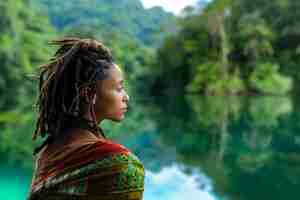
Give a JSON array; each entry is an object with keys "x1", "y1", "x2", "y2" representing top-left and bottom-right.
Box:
[
  {"x1": 43, "y1": 64, "x2": 129, "y2": 152},
  {"x1": 91, "y1": 63, "x2": 129, "y2": 124}
]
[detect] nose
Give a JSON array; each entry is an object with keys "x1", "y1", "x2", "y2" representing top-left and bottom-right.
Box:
[{"x1": 123, "y1": 91, "x2": 129, "y2": 103}]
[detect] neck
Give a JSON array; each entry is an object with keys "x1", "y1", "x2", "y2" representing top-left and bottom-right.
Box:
[{"x1": 82, "y1": 109, "x2": 104, "y2": 125}]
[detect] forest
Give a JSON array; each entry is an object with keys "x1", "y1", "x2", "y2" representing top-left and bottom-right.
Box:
[
  {"x1": 0, "y1": 0, "x2": 300, "y2": 170},
  {"x1": 153, "y1": 0, "x2": 299, "y2": 96},
  {"x1": 1, "y1": 1, "x2": 300, "y2": 199}
]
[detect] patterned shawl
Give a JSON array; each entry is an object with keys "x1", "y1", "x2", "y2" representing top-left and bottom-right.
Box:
[{"x1": 27, "y1": 139, "x2": 144, "y2": 200}]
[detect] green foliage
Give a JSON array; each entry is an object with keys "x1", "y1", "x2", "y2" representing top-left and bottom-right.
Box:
[
  {"x1": 185, "y1": 95, "x2": 242, "y2": 127},
  {"x1": 186, "y1": 62, "x2": 244, "y2": 95},
  {"x1": 0, "y1": 0, "x2": 56, "y2": 169},
  {"x1": 238, "y1": 14, "x2": 275, "y2": 58},
  {"x1": 151, "y1": 0, "x2": 300, "y2": 96},
  {"x1": 0, "y1": 113, "x2": 36, "y2": 169},
  {"x1": 0, "y1": 0, "x2": 160, "y2": 167},
  {"x1": 248, "y1": 96, "x2": 292, "y2": 128},
  {"x1": 249, "y1": 63, "x2": 292, "y2": 94},
  {"x1": 0, "y1": 111, "x2": 27, "y2": 124},
  {"x1": 0, "y1": 0, "x2": 55, "y2": 111},
  {"x1": 1, "y1": 1, "x2": 300, "y2": 186},
  {"x1": 32, "y1": 0, "x2": 177, "y2": 47}
]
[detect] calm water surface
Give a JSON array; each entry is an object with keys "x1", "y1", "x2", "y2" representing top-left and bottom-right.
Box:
[{"x1": 1, "y1": 96, "x2": 299, "y2": 200}]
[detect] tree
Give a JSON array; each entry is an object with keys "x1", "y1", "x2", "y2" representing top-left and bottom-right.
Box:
[{"x1": 0, "y1": 0, "x2": 56, "y2": 111}]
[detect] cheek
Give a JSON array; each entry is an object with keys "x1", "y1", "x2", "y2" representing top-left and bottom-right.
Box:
[
  {"x1": 109, "y1": 90, "x2": 123, "y2": 107},
  {"x1": 97, "y1": 91, "x2": 123, "y2": 115}
]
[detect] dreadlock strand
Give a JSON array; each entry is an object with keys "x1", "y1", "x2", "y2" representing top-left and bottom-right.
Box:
[
  {"x1": 32, "y1": 117, "x2": 41, "y2": 140},
  {"x1": 49, "y1": 37, "x2": 81, "y2": 46},
  {"x1": 50, "y1": 43, "x2": 81, "y2": 101},
  {"x1": 33, "y1": 37, "x2": 114, "y2": 155}
]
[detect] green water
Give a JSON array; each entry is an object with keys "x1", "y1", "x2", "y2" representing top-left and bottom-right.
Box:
[
  {"x1": 0, "y1": 164, "x2": 31, "y2": 200},
  {"x1": 1, "y1": 96, "x2": 300, "y2": 200}
]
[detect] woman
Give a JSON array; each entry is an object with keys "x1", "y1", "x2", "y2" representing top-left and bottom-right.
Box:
[{"x1": 27, "y1": 37, "x2": 145, "y2": 200}]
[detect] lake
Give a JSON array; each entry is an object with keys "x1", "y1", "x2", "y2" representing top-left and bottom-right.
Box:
[{"x1": 1, "y1": 95, "x2": 299, "y2": 200}]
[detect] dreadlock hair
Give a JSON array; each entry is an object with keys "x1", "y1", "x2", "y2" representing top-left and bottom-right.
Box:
[{"x1": 32, "y1": 37, "x2": 114, "y2": 156}]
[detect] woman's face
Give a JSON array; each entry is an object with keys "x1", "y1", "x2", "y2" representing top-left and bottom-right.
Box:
[{"x1": 94, "y1": 64, "x2": 129, "y2": 123}]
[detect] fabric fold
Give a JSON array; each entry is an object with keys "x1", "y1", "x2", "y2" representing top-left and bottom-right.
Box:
[{"x1": 28, "y1": 139, "x2": 144, "y2": 200}]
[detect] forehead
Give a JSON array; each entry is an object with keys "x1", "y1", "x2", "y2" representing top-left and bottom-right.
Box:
[
  {"x1": 96, "y1": 64, "x2": 124, "y2": 89},
  {"x1": 108, "y1": 64, "x2": 123, "y2": 82}
]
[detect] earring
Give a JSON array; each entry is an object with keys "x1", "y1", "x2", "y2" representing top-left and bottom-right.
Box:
[{"x1": 92, "y1": 94, "x2": 97, "y2": 105}]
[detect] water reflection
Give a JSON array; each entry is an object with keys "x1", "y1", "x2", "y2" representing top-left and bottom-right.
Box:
[
  {"x1": 0, "y1": 165, "x2": 31, "y2": 200},
  {"x1": 149, "y1": 95, "x2": 300, "y2": 199},
  {"x1": 1, "y1": 95, "x2": 300, "y2": 199},
  {"x1": 144, "y1": 164, "x2": 219, "y2": 200}
]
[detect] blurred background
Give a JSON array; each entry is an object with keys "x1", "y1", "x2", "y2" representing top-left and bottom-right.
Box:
[{"x1": 0, "y1": 0, "x2": 300, "y2": 199}]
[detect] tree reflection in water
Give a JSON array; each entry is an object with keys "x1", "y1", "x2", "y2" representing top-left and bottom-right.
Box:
[{"x1": 1, "y1": 95, "x2": 300, "y2": 200}]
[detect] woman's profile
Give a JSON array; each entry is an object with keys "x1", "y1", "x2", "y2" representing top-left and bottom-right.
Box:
[{"x1": 27, "y1": 37, "x2": 145, "y2": 200}]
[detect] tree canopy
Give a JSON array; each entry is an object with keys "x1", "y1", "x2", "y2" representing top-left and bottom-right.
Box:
[{"x1": 150, "y1": 0, "x2": 299, "y2": 96}]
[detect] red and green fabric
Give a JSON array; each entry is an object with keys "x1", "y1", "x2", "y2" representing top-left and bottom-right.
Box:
[{"x1": 28, "y1": 140, "x2": 145, "y2": 200}]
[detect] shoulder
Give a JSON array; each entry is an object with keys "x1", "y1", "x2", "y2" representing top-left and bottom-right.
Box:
[
  {"x1": 90, "y1": 141, "x2": 145, "y2": 192},
  {"x1": 29, "y1": 139, "x2": 145, "y2": 198},
  {"x1": 92, "y1": 139, "x2": 130, "y2": 156},
  {"x1": 92, "y1": 139, "x2": 144, "y2": 167}
]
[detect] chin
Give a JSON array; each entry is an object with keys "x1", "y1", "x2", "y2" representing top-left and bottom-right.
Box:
[{"x1": 110, "y1": 116, "x2": 124, "y2": 122}]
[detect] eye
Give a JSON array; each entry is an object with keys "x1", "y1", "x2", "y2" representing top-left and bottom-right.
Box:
[{"x1": 117, "y1": 85, "x2": 124, "y2": 92}]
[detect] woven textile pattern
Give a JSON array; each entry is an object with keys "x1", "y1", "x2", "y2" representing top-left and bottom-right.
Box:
[{"x1": 27, "y1": 140, "x2": 145, "y2": 200}]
